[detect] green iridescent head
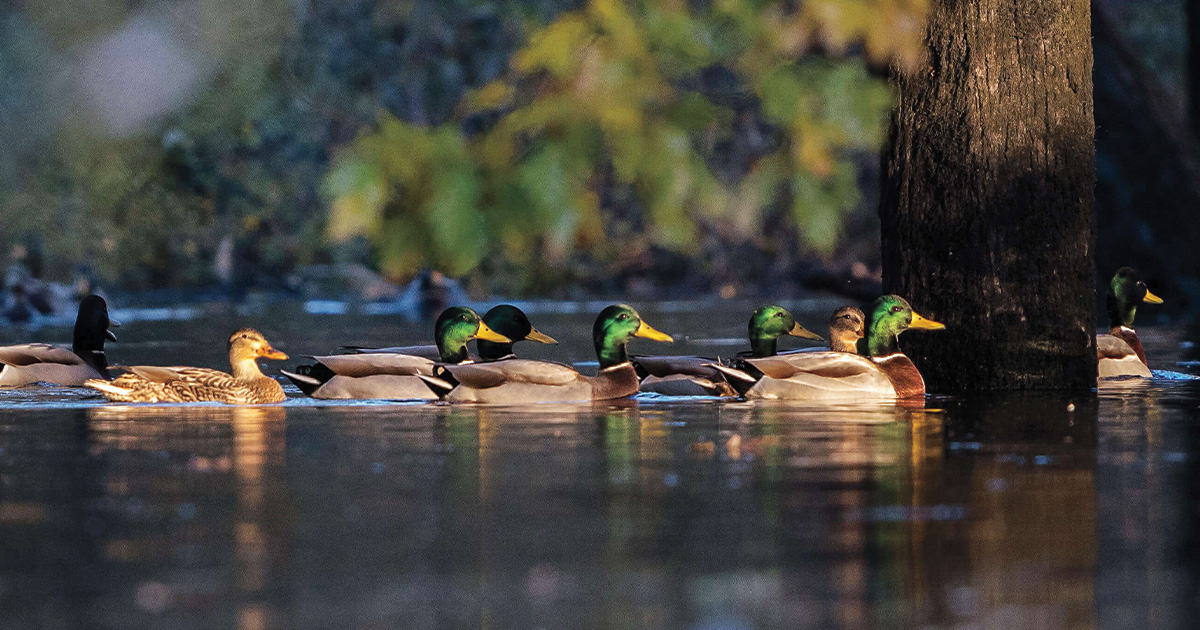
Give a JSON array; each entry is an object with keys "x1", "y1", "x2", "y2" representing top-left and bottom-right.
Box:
[
  {"x1": 860, "y1": 295, "x2": 945, "y2": 357},
  {"x1": 1107, "y1": 267, "x2": 1162, "y2": 329},
  {"x1": 593, "y1": 304, "x2": 673, "y2": 368},
  {"x1": 747, "y1": 305, "x2": 823, "y2": 357},
  {"x1": 434, "y1": 306, "x2": 511, "y2": 363},
  {"x1": 476, "y1": 304, "x2": 558, "y2": 360}
]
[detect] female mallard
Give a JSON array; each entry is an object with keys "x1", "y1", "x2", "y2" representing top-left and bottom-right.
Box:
[
  {"x1": 824, "y1": 306, "x2": 866, "y2": 353},
  {"x1": 711, "y1": 295, "x2": 944, "y2": 400},
  {"x1": 1097, "y1": 267, "x2": 1162, "y2": 379},
  {"x1": 0, "y1": 295, "x2": 120, "y2": 386},
  {"x1": 634, "y1": 305, "x2": 823, "y2": 396},
  {"x1": 281, "y1": 306, "x2": 518, "y2": 400},
  {"x1": 85, "y1": 329, "x2": 288, "y2": 404},
  {"x1": 440, "y1": 304, "x2": 673, "y2": 403}
]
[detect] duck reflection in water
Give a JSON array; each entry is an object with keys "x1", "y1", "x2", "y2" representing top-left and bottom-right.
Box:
[{"x1": 82, "y1": 405, "x2": 287, "y2": 624}]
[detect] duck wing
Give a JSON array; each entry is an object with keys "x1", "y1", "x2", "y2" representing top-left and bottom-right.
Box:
[
  {"x1": 631, "y1": 355, "x2": 720, "y2": 379},
  {"x1": 442, "y1": 359, "x2": 581, "y2": 389},
  {"x1": 311, "y1": 353, "x2": 436, "y2": 377},
  {"x1": 125, "y1": 365, "x2": 233, "y2": 385},
  {"x1": 341, "y1": 344, "x2": 444, "y2": 360},
  {"x1": 743, "y1": 352, "x2": 879, "y2": 379},
  {"x1": 0, "y1": 343, "x2": 85, "y2": 367},
  {"x1": 1096, "y1": 334, "x2": 1136, "y2": 360}
]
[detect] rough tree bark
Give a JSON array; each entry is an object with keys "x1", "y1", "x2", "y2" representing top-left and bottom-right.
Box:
[{"x1": 880, "y1": 0, "x2": 1097, "y2": 392}]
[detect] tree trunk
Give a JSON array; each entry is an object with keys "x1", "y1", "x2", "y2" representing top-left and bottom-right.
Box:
[
  {"x1": 1190, "y1": 0, "x2": 1200, "y2": 134},
  {"x1": 880, "y1": 0, "x2": 1097, "y2": 392}
]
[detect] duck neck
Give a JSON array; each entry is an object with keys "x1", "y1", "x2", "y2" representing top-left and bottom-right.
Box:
[
  {"x1": 748, "y1": 335, "x2": 777, "y2": 358},
  {"x1": 231, "y1": 357, "x2": 266, "y2": 380},
  {"x1": 830, "y1": 334, "x2": 859, "y2": 354},
  {"x1": 1107, "y1": 292, "x2": 1136, "y2": 329},
  {"x1": 437, "y1": 341, "x2": 471, "y2": 364},
  {"x1": 72, "y1": 328, "x2": 107, "y2": 373},
  {"x1": 72, "y1": 326, "x2": 102, "y2": 356},
  {"x1": 595, "y1": 337, "x2": 629, "y2": 369},
  {"x1": 476, "y1": 339, "x2": 513, "y2": 361},
  {"x1": 866, "y1": 329, "x2": 899, "y2": 357}
]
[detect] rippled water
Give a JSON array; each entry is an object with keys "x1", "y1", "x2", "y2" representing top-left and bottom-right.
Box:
[{"x1": 0, "y1": 301, "x2": 1198, "y2": 629}]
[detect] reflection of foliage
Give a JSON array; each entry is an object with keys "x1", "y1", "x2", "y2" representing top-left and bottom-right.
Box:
[{"x1": 329, "y1": 0, "x2": 925, "y2": 279}]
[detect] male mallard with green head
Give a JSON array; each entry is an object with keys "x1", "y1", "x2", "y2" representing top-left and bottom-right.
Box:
[
  {"x1": 441, "y1": 304, "x2": 673, "y2": 403},
  {"x1": 1097, "y1": 267, "x2": 1162, "y2": 379},
  {"x1": 342, "y1": 304, "x2": 556, "y2": 362},
  {"x1": 712, "y1": 295, "x2": 944, "y2": 400},
  {"x1": 85, "y1": 329, "x2": 288, "y2": 404},
  {"x1": 282, "y1": 306, "x2": 517, "y2": 400},
  {"x1": 635, "y1": 305, "x2": 823, "y2": 396}
]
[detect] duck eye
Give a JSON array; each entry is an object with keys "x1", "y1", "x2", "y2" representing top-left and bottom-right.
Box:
[
  {"x1": 618, "y1": 313, "x2": 628, "y2": 320},
  {"x1": 891, "y1": 306, "x2": 903, "y2": 313}
]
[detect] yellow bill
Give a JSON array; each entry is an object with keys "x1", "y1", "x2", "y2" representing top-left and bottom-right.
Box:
[
  {"x1": 525, "y1": 328, "x2": 558, "y2": 344},
  {"x1": 634, "y1": 320, "x2": 674, "y2": 342},
  {"x1": 475, "y1": 321, "x2": 512, "y2": 343},
  {"x1": 1143, "y1": 289, "x2": 1163, "y2": 304},
  {"x1": 909, "y1": 311, "x2": 946, "y2": 331},
  {"x1": 788, "y1": 322, "x2": 824, "y2": 341}
]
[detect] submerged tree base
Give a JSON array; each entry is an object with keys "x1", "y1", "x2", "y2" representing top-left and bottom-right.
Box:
[{"x1": 880, "y1": 0, "x2": 1098, "y2": 392}]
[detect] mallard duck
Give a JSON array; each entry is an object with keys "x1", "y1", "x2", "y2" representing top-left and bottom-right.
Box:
[
  {"x1": 711, "y1": 295, "x2": 944, "y2": 400},
  {"x1": 634, "y1": 305, "x2": 823, "y2": 396},
  {"x1": 281, "y1": 306, "x2": 515, "y2": 400},
  {"x1": 439, "y1": 304, "x2": 673, "y2": 403},
  {"x1": 825, "y1": 306, "x2": 865, "y2": 353},
  {"x1": 342, "y1": 304, "x2": 556, "y2": 362},
  {"x1": 1097, "y1": 267, "x2": 1162, "y2": 379},
  {"x1": 85, "y1": 329, "x2": 288, "y2": 404},
  {"x1": 0, "y1": 295, "x2": 120, "y2": 386}
]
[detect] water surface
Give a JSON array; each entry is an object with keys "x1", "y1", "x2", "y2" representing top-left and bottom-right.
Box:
[{"x1": 0, "y1": 302, "x2": 1197, "y2": 629}]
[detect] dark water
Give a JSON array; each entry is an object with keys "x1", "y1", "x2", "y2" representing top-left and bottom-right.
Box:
[{"x1": 1, "y1": 301, "x2": 1198, "y2": 629}]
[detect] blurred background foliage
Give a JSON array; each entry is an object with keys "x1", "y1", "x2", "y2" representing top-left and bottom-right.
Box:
[
  {"x1": 0, "y1": 0, "x2": 927, "y2": 297},
  {"x1": 0, "y1": 0, "x2": 1193, "y2": 300},
  {"x1": 326, "y1": 0, "x2": 923, "y2": 291}
]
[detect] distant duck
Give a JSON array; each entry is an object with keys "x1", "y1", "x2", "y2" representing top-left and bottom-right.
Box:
[
  {"x1": 2, "y1": 284, "x2": 35, "y2": 324},
  {"x1": 282, "y1": 306, "x2": 517, "y2": 400},
  {"x1": 711, "y1": 296, "x2": 944, "y2": 400},
  {"x1": 0, "y1": 295, "x2": 120, "y2": 386},
  {"x1": 396, "y1": 270, "x2": 471, "y2": 321},
  {"x1": 86, "y1": 329, "x2": 288, "y2": 404},
  {"x1": 1097, "y1": 267, "x2": 1162, "y2": 379},
  {"x1": 634, "y1": 305, "x2": 824, "y2": 397}
]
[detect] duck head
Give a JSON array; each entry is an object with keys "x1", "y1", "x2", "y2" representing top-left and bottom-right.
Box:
[
  {"x1": 434, "y1": 306, "x2": 511, "y2": 364},
  {"x1": 861, "y1": 295, "x2": 945, "y2": 357},
  {"x1": 229, "y1": 328, "x2": 288, "y2": 362},
  {"x1": 477, "y1": 304, "x2": 557, "y2": 361},
  {"x1": 73, "y1": 295, "x2": 120, "y2": 372},
  {"x1": 747, "y1": 305, "x2": 823, "y2": 357},
  {"x1": 829, "y1": 306, "x2": 866, "y2": 354},
  {"x1": 1107, "y1": 267, "x2": 1161, "y2": 329},
  {"x1": 593, "y1": 304, "x2": 673, "y2": 368}
]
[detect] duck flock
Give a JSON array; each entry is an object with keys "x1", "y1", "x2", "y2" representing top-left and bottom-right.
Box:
[{"x1": 0, "y1": 268, "x2": 1162, "y2": 405}]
